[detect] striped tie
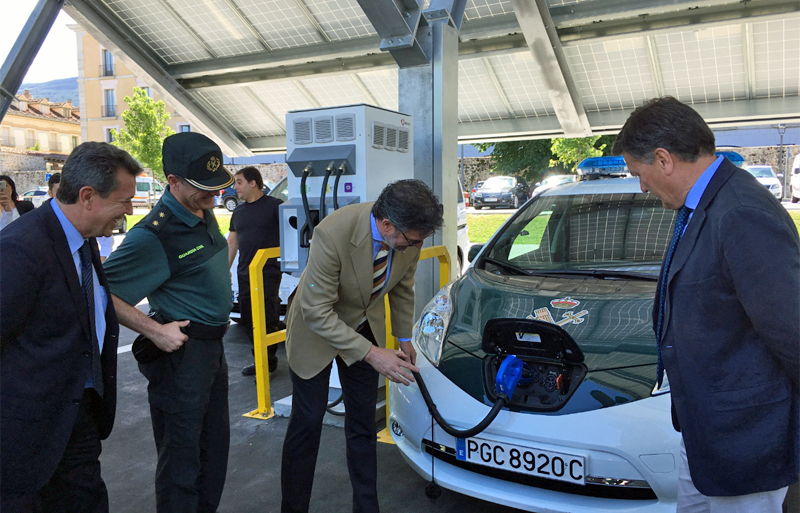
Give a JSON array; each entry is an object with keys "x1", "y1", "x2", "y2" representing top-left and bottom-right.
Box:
[{"x1": 370, "y1": 241, "x2": 390, "y2": 302}]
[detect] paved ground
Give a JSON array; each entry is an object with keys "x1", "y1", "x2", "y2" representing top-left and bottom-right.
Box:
[{"x1": 104, "y1": 311, "x2": 523, "y2": 513}]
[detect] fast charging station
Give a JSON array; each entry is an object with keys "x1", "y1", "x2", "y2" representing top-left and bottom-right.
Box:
[
  {"x1": 280, "y1": 104, "x2": 414, "y2": 275},
  {"x1": 277, "y1": 104, "x2": 414, "y2": 418}
]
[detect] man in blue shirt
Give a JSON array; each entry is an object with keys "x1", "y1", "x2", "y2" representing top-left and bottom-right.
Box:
[
  {"x1": 614, "y1": 97, "x2": 799, "y2": 513},
  {"x1": 1, "y1": 142, "x2": 138, "y2": 511}
]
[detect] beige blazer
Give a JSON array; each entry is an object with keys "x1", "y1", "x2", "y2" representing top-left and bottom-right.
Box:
[{"x1": 285, "y1": 202, "x2": 419, "y2": 379}]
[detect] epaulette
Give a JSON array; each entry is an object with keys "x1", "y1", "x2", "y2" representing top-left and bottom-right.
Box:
[{"x1": 143, "y1": 207, "x2": 173, "y2": 235}]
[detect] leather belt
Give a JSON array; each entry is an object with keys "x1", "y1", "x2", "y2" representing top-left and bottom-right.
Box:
[{"x1": 151, "y1": 311, "x2": 229, "y2": 340}]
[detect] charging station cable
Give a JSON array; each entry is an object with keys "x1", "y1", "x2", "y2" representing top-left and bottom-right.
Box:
[
  {"x1": 300, "y1": 166, "x2": 313, "y2": 248},
  {"x1": 412, "y1": 355, "x2": 525, "y2": 439},
  {"x1": 333, "y1": 163, "x2": 345, "y2": 210},
  {"x1": 319, "y1": 165, "x2": 333, "y2": 221}
]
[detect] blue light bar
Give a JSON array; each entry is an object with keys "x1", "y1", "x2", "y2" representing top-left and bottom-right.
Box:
[
  {"x1": 576, "y1": 156, "x2": 628, "y2": 175},
  {"x1": 714, "y1": 150, "x2": 745, "y2": 166}
]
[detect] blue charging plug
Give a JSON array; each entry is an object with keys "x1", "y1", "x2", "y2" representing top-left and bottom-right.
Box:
[{"x1": 495, "y1": 355, "x2": 525, "y2": 399}]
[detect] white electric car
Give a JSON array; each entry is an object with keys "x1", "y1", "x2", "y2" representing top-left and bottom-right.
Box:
[{"x1": 390, "y1": 164, "x2": 682, "y2": 512}]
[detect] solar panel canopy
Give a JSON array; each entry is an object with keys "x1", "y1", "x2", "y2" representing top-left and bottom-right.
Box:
[{"x1": 63, "y1": 0, "x2": 800, "y2": 156}]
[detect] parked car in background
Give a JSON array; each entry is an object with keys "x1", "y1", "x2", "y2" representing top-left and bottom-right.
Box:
[
  {"x1": 791, "y1": 154, "x2": 800, "y2": 203},
  {"x1": 472, "y1": 175, "x2": 530, "y2": 209},
  {"x1": 390, "y1": 170, "x2": 681, "y2": 512},
  {"x1": 470, "y1": 181, "x2": 485, "y2": 205},
  {"x1": 532, "y1": 174, "x2": 577, "y2": 197},
  {"x1": 744, "y1": 165, "x2": 783, "y2": 200},
  {"x1": 217, "y1": 181, "x2": 275, "y2": 212},
  {"x1": 456, "y1": 177, "x2": 470, "y2": 275},
  {"x1": 21, "y1": 187, "x2": 49, "y2": 208}
]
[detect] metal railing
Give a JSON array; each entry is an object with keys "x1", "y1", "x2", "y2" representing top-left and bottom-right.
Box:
[
  {"x1": 49, "y1": 140, "x2": 61, "y2": 152},
  {"x1": 243, "y1": 245, "x2": 452, "y2": 431},
  {"x1": 99, "y1": 65, "x2": 115, "y2": 77},
  {"x1": 102, "y1": 104, "x2": 117, "y2": 118},
  {"x1": 26, "y1": 138, "x2": 36, "y2": 148}
]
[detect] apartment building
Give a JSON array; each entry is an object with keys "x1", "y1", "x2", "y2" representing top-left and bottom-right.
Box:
[
  {"x1": 0, "y1": 92, "x2": 81, "y2": 154},
  {"x1": 70, "y1": 25, "x2": 193, "y2": 144}
]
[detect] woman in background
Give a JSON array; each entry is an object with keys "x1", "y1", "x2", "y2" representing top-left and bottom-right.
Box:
[{"x1": 0, "y1": 175, "x2": 34, "y2": 232}]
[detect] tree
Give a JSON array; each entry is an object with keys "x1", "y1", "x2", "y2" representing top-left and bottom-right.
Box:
[
  {"x1": 472, "y1": 139, "x2": 553, "y2": 183},
  {"x1": 110, "y1": 87, "x2": 175, "y2": 181},
  {"x1": 550, "y1": 136, "x2": 604, "y2": 171}
]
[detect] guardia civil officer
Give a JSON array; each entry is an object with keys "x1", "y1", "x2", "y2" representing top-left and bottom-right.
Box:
[{"x1": 104, "y1": 132, "x2": 234, "y2": 513}]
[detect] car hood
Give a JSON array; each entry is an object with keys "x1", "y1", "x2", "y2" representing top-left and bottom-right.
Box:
[
  {"x1": 478, "y1": 186, "x2": 513, "y2": 193},
  {"x1": 437, "y1": 267, "x2": 660, "y2": 414},
  {"x1": 754, "y1": 177, "x2": 780, "y2": 186}
]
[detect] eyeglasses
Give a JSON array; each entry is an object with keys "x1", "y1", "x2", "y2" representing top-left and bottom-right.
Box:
[{"x1": 399, "y1": 231, "x2": 425, "y2": 247}]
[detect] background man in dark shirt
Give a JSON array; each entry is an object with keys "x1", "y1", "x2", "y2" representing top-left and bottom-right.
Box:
[{"x1": 227, "y1": 166, "x2": 283, "y2": 376}]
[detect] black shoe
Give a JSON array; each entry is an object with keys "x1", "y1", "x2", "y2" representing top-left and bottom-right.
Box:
[{"x1": 242, "y1": 364, "x2": 256, "y2": 376}]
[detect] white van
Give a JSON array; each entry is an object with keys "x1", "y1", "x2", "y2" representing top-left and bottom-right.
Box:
[
  {"x1": 791, "y1": 153, "x2": 800, "y2": 203},
  {"x1": 134, "y1": 176, "x2": 164, "y2": 206}
]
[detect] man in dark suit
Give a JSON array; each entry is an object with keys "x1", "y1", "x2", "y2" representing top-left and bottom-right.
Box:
[
  {"x1": 614, "y1": 97, "x2": 799, "y2": 512},
  {"x1": 0, "y1": 142, "x2": 139, "y2": 511},
  {"x1": 281, "y1": 180, "x2": 443, "y2": 513}
]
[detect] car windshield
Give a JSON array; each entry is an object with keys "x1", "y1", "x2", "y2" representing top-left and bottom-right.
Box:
[
  {"x1": 270, "y1": 178, "x2": 288, "y2": 202},
  {"x1": 746, "y1": 166, "x2": 776, "y2": 178},
  {"x1": 481, "y1": 191, "x2": 674, "y2": 276},
  {"x1": 482, "y1": 177, "x2": 514, "y2": 191},
  {"x1": 542, "y1": 175, "x2": 574, "y2": 187}
]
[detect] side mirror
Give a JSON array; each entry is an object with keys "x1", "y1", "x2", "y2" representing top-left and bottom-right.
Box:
[
  {"x1": 777, "y1": 173, "x2": 784, "y2": 180},
  {"x1": 468, "y1": 244, "x2": 484, "y2": 262},
  {"x1": 535, "y1": 182, "x2": 541, "y2": 187}
]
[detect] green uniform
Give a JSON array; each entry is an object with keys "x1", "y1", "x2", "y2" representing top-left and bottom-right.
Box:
[
  {"x1": 104, "y1": 189, "x2": 232, "y2": 325},
  {"x1": 104, "y1": 188, "x2": 232, "y2": 513}
]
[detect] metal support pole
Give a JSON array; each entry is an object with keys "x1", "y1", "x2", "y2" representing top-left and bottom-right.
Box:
[
  {"x1": 778, "y1": 124, "x2": 787, "y2": 199},
  {"x1": 399, "y1": 21, "x2": 460, "y2": 318},
  {"x1": 0, "y1": 0, "x2": 64, "y2": 122}
]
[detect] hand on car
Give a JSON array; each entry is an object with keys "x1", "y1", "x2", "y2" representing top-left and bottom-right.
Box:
[
  {"x1": 398, "y1": 340, "x2": 417, "y2": 366},
  {"x1": 151, "y1": 320, "x2": 189, "y2": 352},
  {"x1": 364, "y1": 345, "x2": 420, "y2": 386}
]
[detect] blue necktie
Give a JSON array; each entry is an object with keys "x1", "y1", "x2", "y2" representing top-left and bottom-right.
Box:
[
  {"x1": 79, "y1": 241, "x2": 103, "y2": 397},
  {"x1": 656, "y1": 205, "x2": 693, "y2": 386}
]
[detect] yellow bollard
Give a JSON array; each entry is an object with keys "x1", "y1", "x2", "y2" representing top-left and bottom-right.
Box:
[
  {"x1": 243, "y1": 247, "x2": 285, "y2": 420},
  {"x1": 377, "y1": 245, "x2": 451, "y2": 444}
]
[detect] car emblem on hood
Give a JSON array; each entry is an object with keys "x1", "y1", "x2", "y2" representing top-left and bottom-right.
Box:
[{"x1": 551, "y1": 297, "x2": 580, "y2": 309}]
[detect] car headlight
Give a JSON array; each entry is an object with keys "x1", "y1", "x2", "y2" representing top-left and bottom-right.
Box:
[
  {"x1": 770, "y1": 184, "x2": 781, "y2": 190},
  {"x1": 474, "y1": 192, "x2": 482, "y2": 198},
  {"x1": 412, "y1": 282, "x2": 455, "y2": 366}
]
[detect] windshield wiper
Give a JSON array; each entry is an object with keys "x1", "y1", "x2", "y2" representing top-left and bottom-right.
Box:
[
  {"x1": 526, "y1": 269, "x2": 658, "y2": 281},
  {"x1": 483, "y1": 258, "x2": 532, "y2": 276}
]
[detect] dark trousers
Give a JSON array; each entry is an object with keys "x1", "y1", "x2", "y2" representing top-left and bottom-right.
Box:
[
  {"x1": 281, "y1": 325, "x2": 380, "y2": 513},
  {"x1": 1, "y1": 389, "x2": 108, "y2": 513},
  {"x1": 139, "y1": 337, "x2": 230, "y2": 513},
  {"x1": 238, "y1": 272, "x2": 281, "y2": 371}
]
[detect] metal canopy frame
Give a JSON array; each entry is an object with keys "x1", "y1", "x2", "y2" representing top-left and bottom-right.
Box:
[
  {"x1": 1, "y1": 0, "x2": 64, "y2": 122},
  {"x1": 47, "y1": 0, "x2": 800, "y2": 154}
]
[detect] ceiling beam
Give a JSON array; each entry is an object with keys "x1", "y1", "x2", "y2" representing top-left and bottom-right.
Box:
[
  {"x1": 244, "y1": 96, "x2": 800, "y2": 152},
  {"x1": 243, "y1": 87, "x2": 285, "y2": 131},
  {"x1": 557, "y1": 0, "x2": 798, "y2": 43},
  {"x1": 481, "y1": 57, "x2": 516, "y2": 119},
  {"x1": 293, "y1": 80, "x2": 321, "y2": 108},
  {"x1": 63, "y1": 0, "x2": 251, "y2": 156},
  {"x1": 155, "y1": 0, "x2": 217, "y2": 58},
  {"x1": 221, "y1": 0, "x2": 272, "y2": 51},
  {"x1": 350, "y1": 74, "x2": 379, "y2": 106},
  {"x1": 511, "y1": 0, "x2": 591, "y2": 137},
  {"x1": 290, "y1": 0, "x2": 331, "y2": 43},
  {"x1": 742, "y1": 22, "x2": 756, "y2": 100},
  {"x1": 644, "y1": 35, "x2": 665, "y2": 97}
]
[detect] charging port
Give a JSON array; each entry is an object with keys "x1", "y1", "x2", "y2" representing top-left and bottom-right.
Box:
[{"x1": 481, "y1": 319, "x2": 587, "y2": 412}]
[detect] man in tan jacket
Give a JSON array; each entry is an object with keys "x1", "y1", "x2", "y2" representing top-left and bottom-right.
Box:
[{"x1": 281, "y1": 179, "x2": 443, "y2": 513}]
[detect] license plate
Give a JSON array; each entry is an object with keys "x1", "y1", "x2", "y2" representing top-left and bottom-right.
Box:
[
  {"x1": 456, "y1": 437, "x2": 586, "y2": 485},
  {"x1": 486, "y1": 197, "x2": 497, "y2": 202}
]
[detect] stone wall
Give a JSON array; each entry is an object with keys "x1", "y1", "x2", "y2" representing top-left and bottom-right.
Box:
[
  {"x1": 458, "y1": 157, "x2": 493, "y2": 188},
  {"x1": 3, "y1": 170, "x2": 49, "y2": 194},
  {"x1": 227, "y1": 163, "x2": 288, "y2": 186},
  {"x1": 0, "y1": 151, "x2": 48, "y2": 173}
]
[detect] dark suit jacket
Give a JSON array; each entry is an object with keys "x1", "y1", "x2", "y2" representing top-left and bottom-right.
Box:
[
  {"x1": 14, "y1": 199, "x2": 35, "y2": 215},
  {"x1": 655, "y1": 158, "x2": 800, "y2": 496},
  {"x1": 0, "y1": 201, "x2": 119, "y2": 496}
]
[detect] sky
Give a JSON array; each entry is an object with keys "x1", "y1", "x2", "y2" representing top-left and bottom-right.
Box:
[{"x1": 2, "y1": 4, "x2": 78, "y2": 84}]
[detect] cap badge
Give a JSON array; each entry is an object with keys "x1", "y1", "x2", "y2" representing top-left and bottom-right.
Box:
[{"x1": 207, "y1": 156, "x2": 221, "y2": 172}]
